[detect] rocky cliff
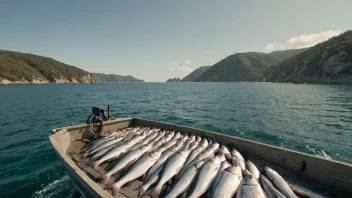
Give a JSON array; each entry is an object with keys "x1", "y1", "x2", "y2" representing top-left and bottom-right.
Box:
[
  {"x1": 0, "y1": 50, "x2": 100, "y2": 84},
  {"x1": 261, "y1": 30, "x2": 352, "y2": 83}
]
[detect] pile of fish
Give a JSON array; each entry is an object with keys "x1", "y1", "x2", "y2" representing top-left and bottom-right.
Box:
[{"x1": 79, "y1": 127, "x2": 325, "y2": 198}]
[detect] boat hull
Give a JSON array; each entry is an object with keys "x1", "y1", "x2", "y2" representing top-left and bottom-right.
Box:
[{"x1": 49, "y1": 117, "x2": 352, "y2": 197}]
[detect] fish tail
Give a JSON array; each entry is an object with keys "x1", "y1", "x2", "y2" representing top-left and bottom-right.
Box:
[
  {"x1": 104, "y1": 185, "x2": 120, "y2": 197},
  {"x1": 90, "y1": 160, "x2": 100, "y2": 169},
  {"x1": 99, "y1": 174, "x2": 110, "y2": 185},
  {"x1": 143, "y1": 186, "x2": 161, "y2": 198}
]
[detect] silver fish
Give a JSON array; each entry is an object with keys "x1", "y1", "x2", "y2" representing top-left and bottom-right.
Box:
[
  {"x1": 164, "y1": 160, "x2": 206, "y2": 198},
  {"x1": 265, "y1": 166, "x2": 298, "y2": 198},
  {"x1": 91, "y1": 134, "x2": 145, "y2": 169},
  {"x1": 189, "y1": 146, "x2": 218, "y2": 166},
  {"x1": 184, "y1": 146, "x2": 205, "y2": 167},
  {"x1": 104, "y1": 147, "x2": 164, "y2": 197},
  {"x1": 209, "y1": 165, "x2": 242, "y2": 198},
  {"x1": 129, "y1": 131, "x2": 158, "y2": 150},
  {"x1": 149, "y1": 137, "x2": 166, "y2": 152},
  {"x1": 246, "y1": 160, "x2": 260, "y2": 180},
  {"x1": 219, "y1": 145, "x2": 231, "y2": 158},
  {"x1": 236, "y1": 175, "x2": 266, "y2": 198},
  {"x1": 230, "y1": 156, "x2": 246, "y2": 171},
  {"x1": 142, "y1": 147, "x2": 192, "y2": 198},
  {"x1": 99, "y1": 143, "x2": 152, "y2": 184},
  {"x1": 162, "y1": 138, "x2": 179, "y2": 151},
  {"x1": 289, "y1": 184, "x2": 326, "y2": 198},
  {"x1": 260, "y1": 175, "x2": 285, "y2": 198},
  {"x1": 89, "y1": 143, "x2": 116, "y2": 161},
  {"x1": 187, "y1": 155, "x2": 222, "y2": 198},
  {"x1": 84, "y1": 137, "x2": 124, "y2": 157},
  {"x1": 146, "y1": 141, "x2": 184, "y2": 180},
  {"x1": 231, "y1": 149, "x2": 244, "y2": 160},
  {"x1": 198, "y1": 138, "x2": 209, "y2": 148},
  {"x1": 138, "y1": 166, "x2": 162, "y2": 196},
  {"x1": 219, "y1": 160, "x2": 231, "y2": 172}
]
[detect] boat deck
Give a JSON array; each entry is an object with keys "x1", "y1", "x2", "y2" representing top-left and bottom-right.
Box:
[{"x1": 67, "y1": 136, "x2": 340, "y2": 198}]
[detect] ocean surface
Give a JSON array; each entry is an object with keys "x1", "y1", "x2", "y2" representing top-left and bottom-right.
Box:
[{"x1": 0, "y1": 83, "x2": 351, "y2": 197}]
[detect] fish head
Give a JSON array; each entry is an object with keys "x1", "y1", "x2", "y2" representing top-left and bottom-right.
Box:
[
  {"x1": 149, "y1": 147, "x2": 165, "y2": 159},
  {"x1": 140, "y1": 144, "x2": 152, "y2": 152},
  {"x1": 216, "y1": 153, "x2": 226, "y2": 162},
  {"x1": 209, "y1": 155, "x2": 222, "y2": 165},
  {"x1": 260, "y1": 175, "x2": 271, "y2": 185},
  {"x1": 179, "y1": 147, "x2": 191, "y2": 156},
  {"x1": 188, "y1": 142, "x2": 198, "y2": 150},
  {"x1": 227, "y1": 164, "x2": 242, "y2": 176},
  {"x1": 210, "y1": 142, "x2": 219, "y2": 150},
  {"x1": 219, "y1": 145, "x2": 230, "y2": 156},
  {"x1": 264, "y1": 166, "x2": 277, "y2": 181},
  {"x1": 243, "y1": 174, "x2": 259, "y2": 186},
  {"x1": 158, "y1": 130, "x2": 166, "y2": 136},
  {"x1": 231, "y1": 149, "x2": 244, "y2": 160}
]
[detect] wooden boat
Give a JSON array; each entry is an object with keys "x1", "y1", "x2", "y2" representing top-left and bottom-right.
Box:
[{"x1": 49, "y1": 117, "x2": 352, "y2": 198}]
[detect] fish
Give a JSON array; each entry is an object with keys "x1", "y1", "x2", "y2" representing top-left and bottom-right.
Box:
[
  {"x1": 236, "y1": 175, "x2": 266, "y2": 198},
  {"x1": 145, "y1": 141, "x2": 184, "y2": 180},
  {"x1": 219, "y1": 145, "x2": 231, "y2": 158},
  {"x1": 164, "y1": 160, "x2": 206, "y2": 198},
  {"x1": 99, "y1": 143, "x2": 152, "y2": 184},
  {"x1": 231, "y1": 149, "x2": 244, "y2": 160},
  {"x1": 188, "y1": 145, "x2": 218, "y2": 166},
  {"x1": 289, "y1": 184, "x2": 326, "y2": 198},
  {"x1": 162, "y1": 138, "x2": 179, "y2": 151},
  {"x1": 246, "y1": 160, "x2": 260, "y2": 180},
  {"x1": 198, "y1": 138, "x2": 209, "y2": 148},
  {"x1": 137, "y1": 167, "x2": 162, "y2": 196},
  {"x1": 89, "y1": 144, "x2": 116, "y2": 161},
  {"x1": 142, "y1": 147, "x2": 192, "y2": 198},
  {"x1": 164, "y1": 131, "x2": 175, "y2": 142},
  {"x1": 128, "y1": 131, "x2": 159, "y2": 150},
  {"x1": 184, "y1": 146, "x2": 206, "y2": 167},
  {"x1": 104, "y1": 147, "x2": 164, "y2": 197},
  {"x1": 80, "y1": 136, "x2": 112, "y2": 153},
  {"x1": 83, "y1": 137, "x2": 124, "y2": 157},
  {"x1": 149, "y1": 137, "x2": 166, "y2": 152},
  {"x1": 209, "y1": 164, "x2": 242, "y2": 198},
  {"x1": 219, "y1": 160, "x2": 231, "y2": 172},
  {"x1": 186, "y1": 155, "x2": 222, "y2": 198},
  {"x1": 91, "y1": 134, "x2": 146, "y2": 169},
  {"x1": 260, "y1": 175, "x2": 286, "y2": 198},
  {"x1": 265, "y1": 166, "x2": 298, "y2": 198}
]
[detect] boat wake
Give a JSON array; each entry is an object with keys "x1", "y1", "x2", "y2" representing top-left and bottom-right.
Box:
[{"x1": 33, "y1": 175, "x2": 76, "y2": 198}]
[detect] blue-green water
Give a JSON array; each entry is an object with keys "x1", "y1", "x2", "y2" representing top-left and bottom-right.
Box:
[{"x1": 0, "y1": 83, "x2": 351, "y2": 198}]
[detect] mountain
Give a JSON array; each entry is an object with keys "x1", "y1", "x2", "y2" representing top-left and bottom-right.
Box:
[
  {"x1": 166, "y1": 78, "x2": 181, "y2": 82},
  {"x1": 269, "y1": 48, "x2": 308, "y2": 60},
  {"x1": 92, "y1": 73, "x2": 144, "y2": 82},
  {"x1": 193, "y1": 49, "x2": 306, "y2": 82},
  {"x1": 181, "y1": 66, "x2": 211, "y2": 82},
  {"x1": 261, "y1": 30, "x2": 352, "y2": 84},
  {"x1": 0, "y1": 50, "x2": 99, "y2": 84}
]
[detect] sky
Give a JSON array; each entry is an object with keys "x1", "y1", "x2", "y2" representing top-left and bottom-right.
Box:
[{"x1": 1, "y1": 1, "x2": 351, "y2": 82}]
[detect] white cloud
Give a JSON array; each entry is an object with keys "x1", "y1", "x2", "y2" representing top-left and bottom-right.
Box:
[
  {"x1": 265, "y1": 43, "x2": 278, "y2": 50},
  {"x1": 169, "y1": 66, "x2": 193, "y2": 73},
  {"x1": 286, "y1": 30, "x2": 342, "y2": 49},
  {"x1": 185, "y1": 60, "x2": 192, "y2": 64},
  {"x1": 264, "y1": 30, "x2": 342, "y2": 51},
  {"x1": 172, "y1": 62, "x2": 177, "y2": 66}
]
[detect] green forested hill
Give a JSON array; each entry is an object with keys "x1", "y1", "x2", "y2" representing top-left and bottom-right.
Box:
[
  {"x1": 0, "y1": 50, "x2": 99, "y2": 83},
  {"x1": 92, "y1": 73, "x2": 144, "y2": 82},
  {"x1": 261, "y1": 30, "x2": 352, "y2": 83},
  {"x1": 193, "y1": 49, "x2": 306, "y2": 82},
  {"x1": 181, "y1": 66, "x2": 211, "y2": 82}
]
